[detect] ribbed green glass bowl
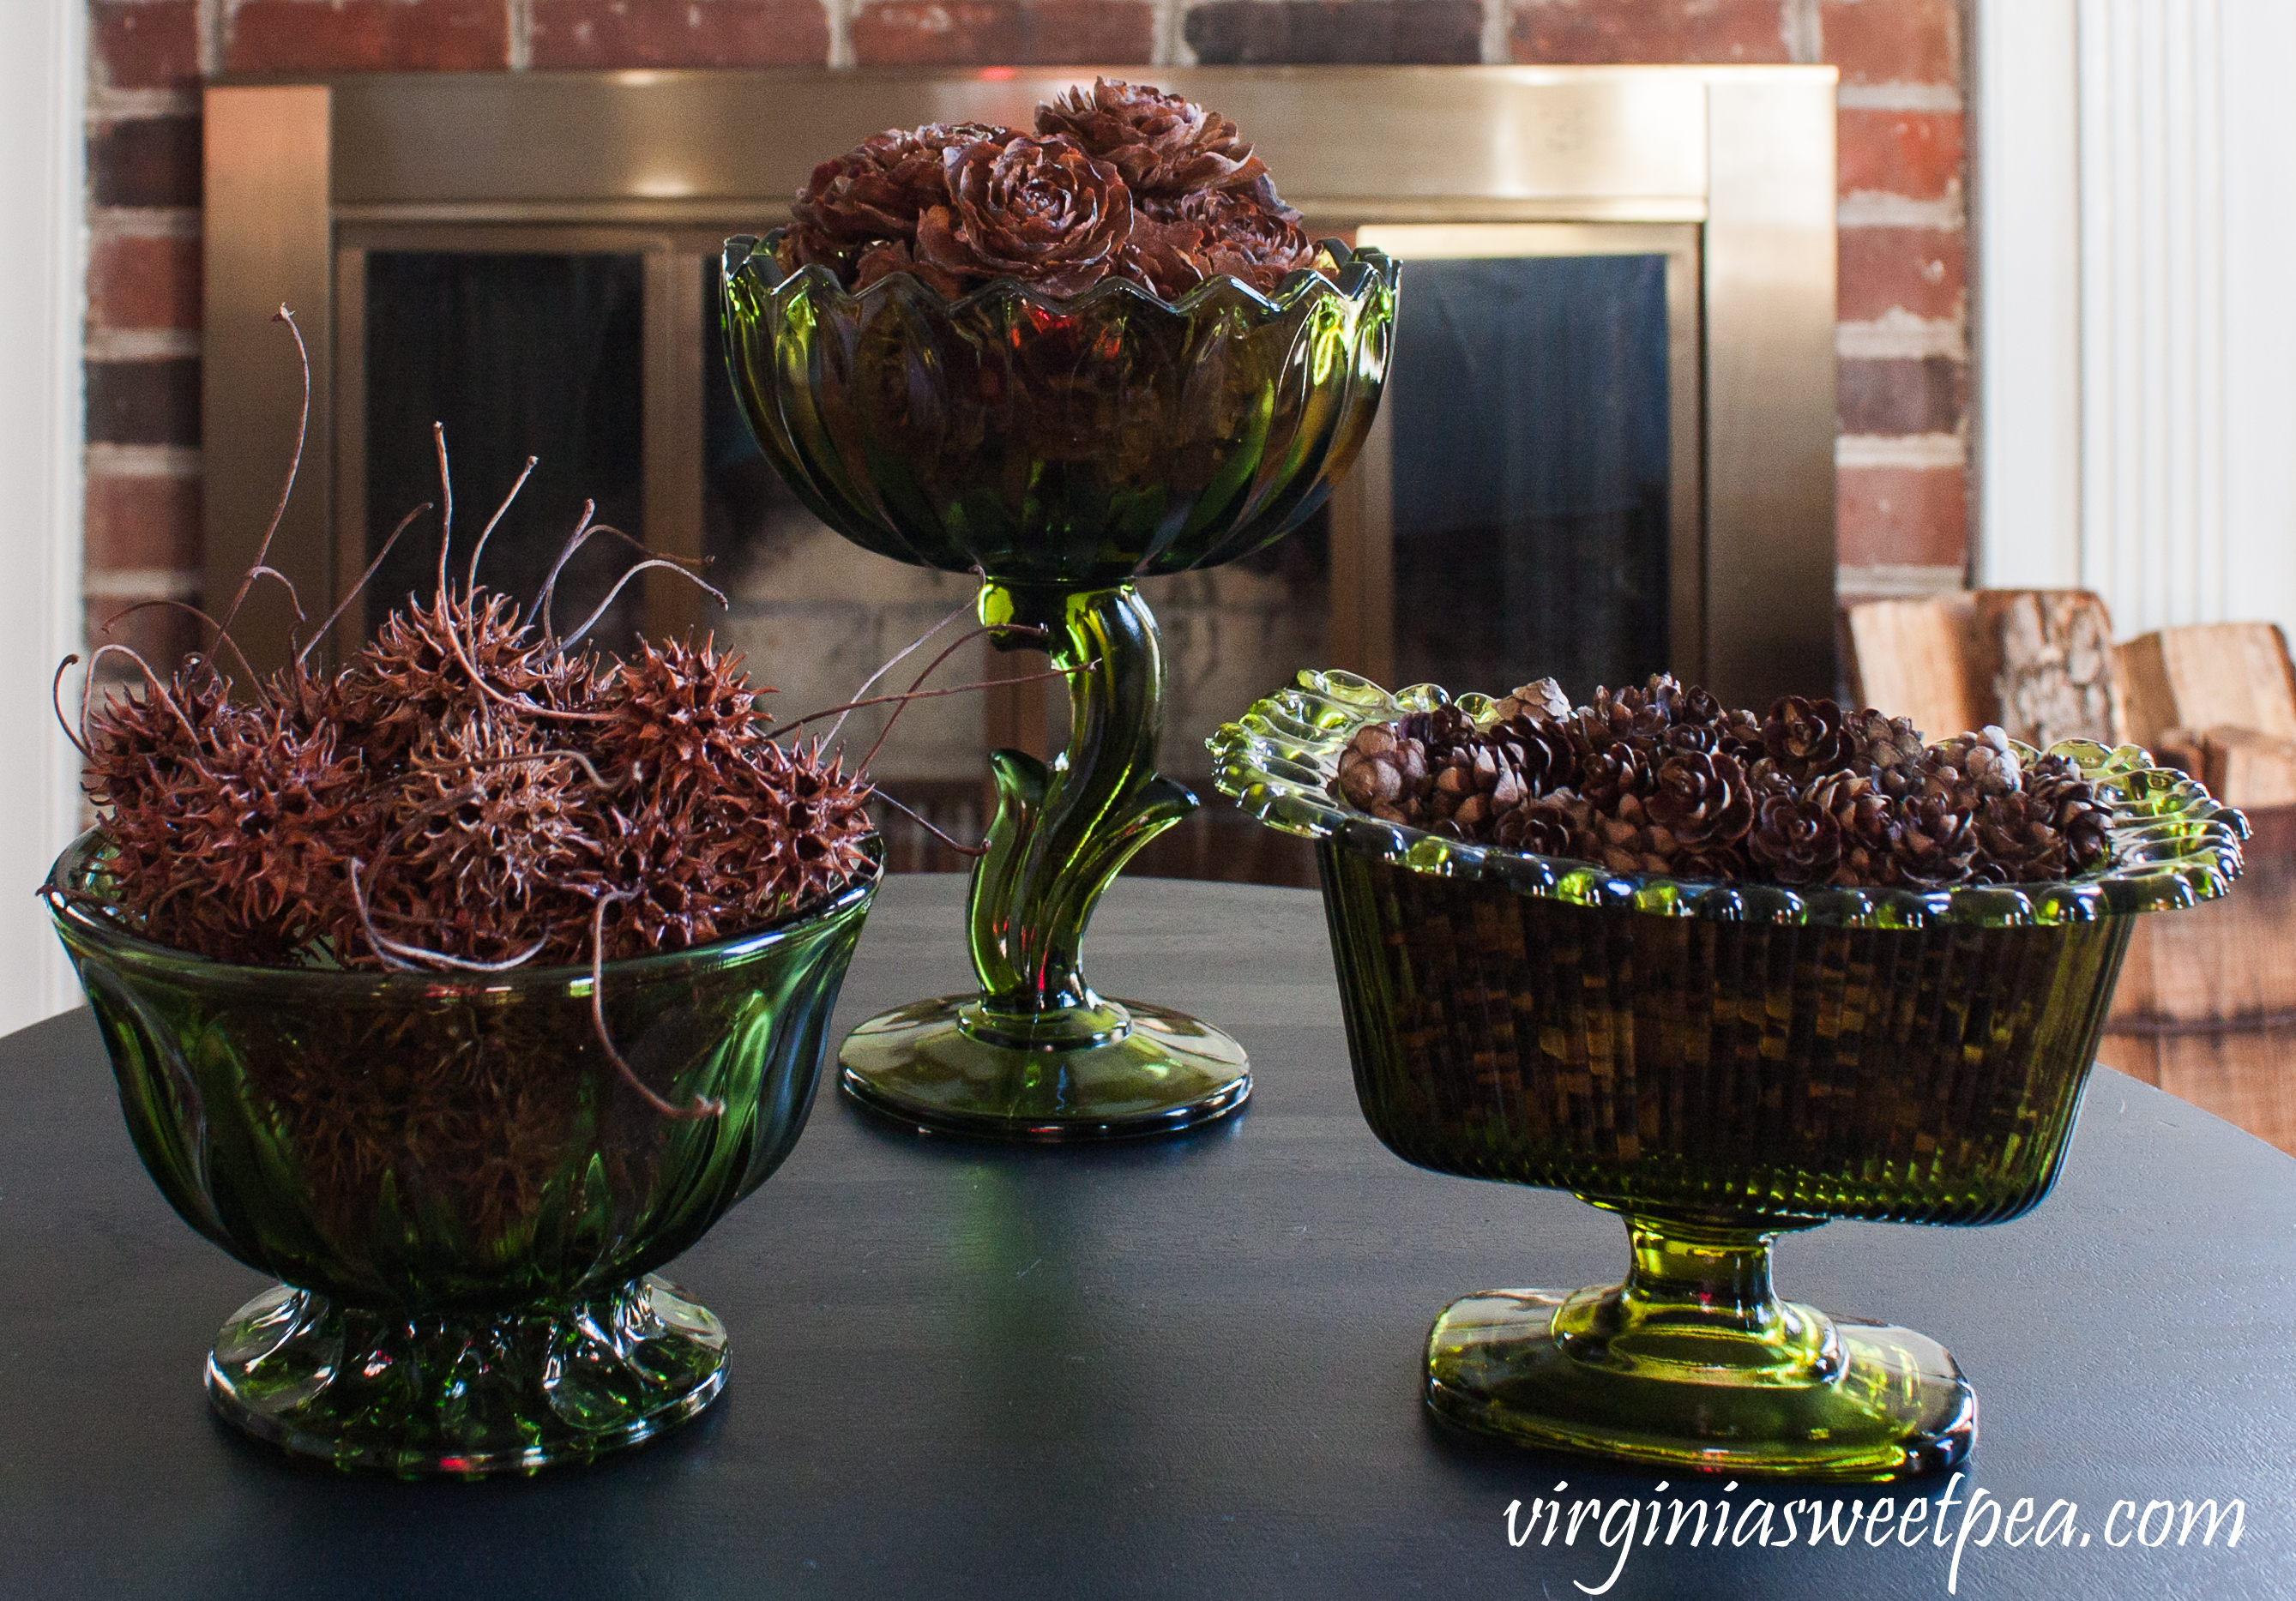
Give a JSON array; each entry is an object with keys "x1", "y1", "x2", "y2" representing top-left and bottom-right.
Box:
[
  {"x1": 1212, "y1": 671, "x2": 2245, "y2": 1480},
  {"x1": 44, "y1": 831, "x2": 879, "y2": 1477},
  {"x1": 720, "y1": 233, "x2": 1395, "y2": 585}
]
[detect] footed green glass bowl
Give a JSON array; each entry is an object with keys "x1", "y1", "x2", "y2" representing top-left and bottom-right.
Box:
[
  {"x1": 44, "y1": 832, "x2": 877, "y2": 1477},
  {"x1": 1212, "y1": 671, "x2": 2245, "y2": 1480},
  {"x1": 723, "y1": 235, "x2": 1395, "y2": 1141}
]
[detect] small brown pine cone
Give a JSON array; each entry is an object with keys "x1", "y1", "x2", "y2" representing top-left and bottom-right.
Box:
[
  {"x1": 2023, "y1": 753, "x2": 2113, "y2": 874},
  {"x1": 1928, "y1": 725, "x2": 2024, "y2": 799},
  {"x1": 1486, "y1": 712, "x2": 1580, "y2": 796},
  {"x1": 1577, "y1": 740, "x2": 1655, "y2": 810},
  {"x1": 1746, "y1": 790, "x2": 1844, "y2": 886},
  {"x1": 1645, "y1": 749, "x2": 1754, "y2": 850},
  {"x1": 1760, "y1": 695, "x2": 1853, "y2": 784},
  {"x1": 1843, "y1": 708, "x2": 1928, "y2": 799},
  {"x1": 1970, "y1": 791, "x2": 2077, "y2": 883},
  {"x1": 1891, "y1": 794, "x2": 1980, "y2": 888},
  {"x1": 1335, "y1": 722, "x2": 1431, "y2": 812},
  {"x1": 1492, "y1": 791, "x2": 1600, "y2": 863},
  {"x1": 1491, "y1": 677, "x2": 1571, "y2": 724}
]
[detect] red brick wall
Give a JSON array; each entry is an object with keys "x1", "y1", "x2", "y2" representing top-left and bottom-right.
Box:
[{"x1": 84, "y1": 0, "x2": 1967, "y2": 664}]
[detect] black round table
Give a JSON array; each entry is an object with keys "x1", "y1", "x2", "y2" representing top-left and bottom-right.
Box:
[{"x1": 4, "y1": 876, "x2": 2293, "y2": 1600}]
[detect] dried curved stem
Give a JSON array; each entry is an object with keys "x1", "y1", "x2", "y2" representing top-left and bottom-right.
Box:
[
  {"x1": 243, "y1": 566, "x2": 305, "y2": 623},
  {"x1": 78, "y1": 643, "x2": 202, "y2": 749},
  {"x1": 859, "y1": 623, "x2": 1048, "y2": 773},
  {"x1": 559, "y1": 558, "x2": 729, "y2": 651},
  {"x1": 772, "y1": 656, "x2": 1095, "y2": 738},
  {"x1": 298, "y1": 501, "x2": 434, "y2": 670},
  {"x1": 215, "y1": 306, "x2": 310, "y2": 648},
  {"x1": 467, "y1": 454, "x2": 537, "y2": 594},
  {"x1": 870, "y1": 786, "x2": 991, "y2": 858},
  {"x1": 51, "y1": 656, "x2": 91, "y2": 760},
  {"x1": 536, "y1": 501, "x2": 596, "y2": 640},
  {"x1": 347, "y1": 853, "x2": 551, "y2": 974},
  {"x1": 824, "y1": 599, "x2": 970, "y2": 746},
  {"x1": 589, "y1": 892, "x2": 723, "y2": 1121},
  {"x1": 426, "y1": 747, "x2": 621, "y2": 792},
  {"x1": 100, "y1": 599, "x2": 262, "y2": 687}
]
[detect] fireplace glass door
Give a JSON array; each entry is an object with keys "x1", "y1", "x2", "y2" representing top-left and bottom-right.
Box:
[{"x1": 1333, "y1": 224, "x2": 1704, "y2": 701}]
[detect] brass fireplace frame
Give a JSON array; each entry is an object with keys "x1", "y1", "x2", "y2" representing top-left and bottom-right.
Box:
[{"x1": 203, "y1": 65, "x2": 1837, "y2": 707}]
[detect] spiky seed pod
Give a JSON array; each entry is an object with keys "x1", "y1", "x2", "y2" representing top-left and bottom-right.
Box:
[
  {"x1": 758, "y1": 743, "x2": 877, "y2": 906},
  {"x1": 103, "y1": 699, "x2": 365, "y2": 965},
  {"x1": 373, "y1": 714, "x2": 594, "y2": 962},
  {"x1": 577, "y1": 796, "x2": 744, "y2": 961},
  {"x1": 593, "y1": 637, "x2": 768, "y2": 801},
  {"x1": 342, "y1": 588, "x2": 548, "y2": 773},
  {"x1": 1746, "y1": 789, "x2": 1843, "y2": 887}
]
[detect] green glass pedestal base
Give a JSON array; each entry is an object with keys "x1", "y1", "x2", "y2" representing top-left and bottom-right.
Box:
[
  {"x1": 1425, "y1": 1286, "x2": 1975, "y2": 1481},
  {"x1": 205, "y1": 1274, "x2": 728, "y2": 1477},
  {"x1": 839, "y1": 995, "x2": 1250, "y2": 1141}
]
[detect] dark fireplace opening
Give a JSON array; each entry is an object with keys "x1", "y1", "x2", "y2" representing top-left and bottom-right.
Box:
[
  {"x1": 365, "y1": 251, "x2": 648, "y2": 655},
  {"x1": 1388, "y1": 253, "x2": 1672, "y2": 700}
]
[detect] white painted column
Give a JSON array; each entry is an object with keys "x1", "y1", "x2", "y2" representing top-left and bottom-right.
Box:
[
  {"x1": 1976, "y1": 0, "x2": 2296, "y2": 639},
  {"x1": 0, "y1": 0, "x2": 87, "y2": 1032}
]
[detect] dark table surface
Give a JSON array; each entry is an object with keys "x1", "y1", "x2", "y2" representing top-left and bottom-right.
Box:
[{"x1": 5, "y1": 875, "x2": 2294, "y2": 1601}]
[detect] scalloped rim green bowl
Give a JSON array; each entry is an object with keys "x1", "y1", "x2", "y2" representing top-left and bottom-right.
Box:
[{"x1": 1210, "y1": 669, "x2": 2247, "y2": 927}]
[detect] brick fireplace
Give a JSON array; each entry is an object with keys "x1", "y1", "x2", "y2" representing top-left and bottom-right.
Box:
[{"x1": 85, "y1": 0, "x2": 1967, "y2": 680}]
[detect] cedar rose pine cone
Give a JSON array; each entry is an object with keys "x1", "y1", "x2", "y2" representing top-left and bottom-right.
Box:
[
  {"x1": 918, "y1": 133, "x2": 1134, "y2": 298},
  {"x1": 1175, "y1": 182, "x2": 1314, "y2": 294},
  {"x1": 780, "y1": 122, "x2": 997, "y2": 284},
  {"x1": 1034, "y1": 78, "x2": 1267, "y2": 200}
]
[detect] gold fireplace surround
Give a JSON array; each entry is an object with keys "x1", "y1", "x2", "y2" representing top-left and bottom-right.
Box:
[{"x1": 202, "y1": 65, "x2": 1836, "y2": 710}]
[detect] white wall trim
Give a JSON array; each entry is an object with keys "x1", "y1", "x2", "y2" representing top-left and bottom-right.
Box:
[
  {"x1": 0, "y1": 0, "x2": 87, "y2": 1031},
  {"x1": 1976, "y1": 0, "x2": 2296, "y2": 639},
  {"x1": 1973, "y1": 0, "x2": 2084, "y2": 592}
]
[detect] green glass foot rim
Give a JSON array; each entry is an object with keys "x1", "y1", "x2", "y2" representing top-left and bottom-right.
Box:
[
  {"x1": 1425, "y1": 1287, "x2": 1974, "y2": 1482},
  {"x1": 838, "y1": 995, "x2": 1250, "y2": 1141},
  {"x1": 205, "y1": 1273, "x2": 728, "y2": 1478}
]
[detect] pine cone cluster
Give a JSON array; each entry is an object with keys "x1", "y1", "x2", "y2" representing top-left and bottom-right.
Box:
[
  {"x1": 1332, "y1": 675, "x2": 2115, "y2": 891},
  {"x1": 81, "y1": 592, "x2": 873, "y2": 970},
  {"x1": 778, "y1": 78, "x2": 1320, "y2": 300}
]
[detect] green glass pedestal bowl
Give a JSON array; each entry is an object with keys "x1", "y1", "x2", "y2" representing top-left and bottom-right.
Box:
[
  {"x1": 722, "y1": 235, "x2": 1395, "y2": 1141},
  {"x1": 44, "y1": 832, "x2": 878, "y2": 1477},
  {"x1": 1213, "y1": 671, "x2": 2246, "y2": 1480}
]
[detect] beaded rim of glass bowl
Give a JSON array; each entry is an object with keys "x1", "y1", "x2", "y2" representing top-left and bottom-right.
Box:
[{"x1": 1208, "y1": 669, "x2": 2247, "y2": 930}]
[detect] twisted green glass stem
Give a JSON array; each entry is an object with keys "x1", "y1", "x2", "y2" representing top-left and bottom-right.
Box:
[{"x1": 967, "y1": 581, "x2": 1195, "y2": 1042}]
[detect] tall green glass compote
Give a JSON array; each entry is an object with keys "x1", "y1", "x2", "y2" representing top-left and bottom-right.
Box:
[{"x1": 721, "y1": 236, "x2": 1395, "y2": 1140}]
